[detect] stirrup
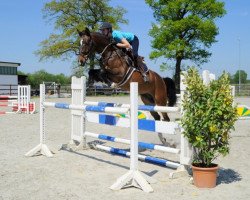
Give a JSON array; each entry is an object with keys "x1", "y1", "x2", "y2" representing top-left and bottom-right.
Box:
[{"x1": 143, "y1": 73, "x2": 149, "y2": 82}]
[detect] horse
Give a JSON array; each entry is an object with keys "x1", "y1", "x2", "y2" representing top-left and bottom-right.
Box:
[
  {"x1": 78, "y1": 28, "x2": 177, "y2": 146},
  {"x1": 88, "y1": 69, "x2": 107, "y2": 86}
]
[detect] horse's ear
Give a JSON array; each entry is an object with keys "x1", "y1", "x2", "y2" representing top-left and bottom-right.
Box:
[
  {"x1": 77, "y1": 29, "x2": 83, "y2": 37},
  {"x1": 85, "y1": 27, "x2": 91, "y2": 36}
]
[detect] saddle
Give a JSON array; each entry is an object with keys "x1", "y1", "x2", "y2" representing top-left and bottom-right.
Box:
[
  {"x1": 110, "y1": 39, "x2": 148, "y2": 74},
  {"x1": 111, "y1": 43, "x2": 149, "y2": 82},
  {"x1": 122, "y1": 49, "x2": 148, "y2": 75}
]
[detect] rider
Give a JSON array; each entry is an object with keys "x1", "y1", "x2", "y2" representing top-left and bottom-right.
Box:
[{"x1": 99, "y1": 22, "x2": 149, "y2": 82}]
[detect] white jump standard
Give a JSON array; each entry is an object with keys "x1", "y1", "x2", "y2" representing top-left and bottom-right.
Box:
[
  {"x1": 110, "y1": 83, "x2": 154, "y2": 192},
  {"x1": 0, "y1": 85, "x2": 35, "y2": 115}
]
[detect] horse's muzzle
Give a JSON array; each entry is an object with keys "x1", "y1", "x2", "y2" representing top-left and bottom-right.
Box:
[
  {"x1": 78, "y1": 55, "x2": 88, "y2": 66},
  {"x1": 79, "y1": 60, "x2": 86, "y2": 66}
]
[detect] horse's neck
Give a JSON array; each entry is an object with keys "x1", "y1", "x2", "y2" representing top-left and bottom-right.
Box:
[
  {"x1": 104, "y1": 50, "x2": 131, "y2": 83},
  {"x1": 90, "y1": 33, "x2": 131, "y2": 83},
  {"x1": 91, "y1": 33, "x2": 110, "y2": 54}
]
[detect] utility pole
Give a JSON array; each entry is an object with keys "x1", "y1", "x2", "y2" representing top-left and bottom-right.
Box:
[{"x1": 238, "y1": 38, "x2": 241, "y2": 94}]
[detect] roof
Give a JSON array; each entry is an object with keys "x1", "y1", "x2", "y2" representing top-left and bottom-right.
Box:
[{"x1": 0, "y1": 61, "x2": 21, "y2": 67}]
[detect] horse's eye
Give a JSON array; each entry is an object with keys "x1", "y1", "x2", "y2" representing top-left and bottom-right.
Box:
[{"x1": 80, "y1": 39, "x2": 83, "y2": 46}]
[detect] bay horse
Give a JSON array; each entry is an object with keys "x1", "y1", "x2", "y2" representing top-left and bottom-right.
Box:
[
  {"x1": 88, "y1": 69, "x2": 107, "y2": 86},
  {"x1": 78, "y1": 28, "x2": 177, "y2": 146}
]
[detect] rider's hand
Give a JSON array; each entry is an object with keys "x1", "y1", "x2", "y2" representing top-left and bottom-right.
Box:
[
  {"x1": 126, "y1": 46, "x2": 132, "y2": 52},
  {"x1": 126, "y1": 45, "x2": 133, "y2": 51}
]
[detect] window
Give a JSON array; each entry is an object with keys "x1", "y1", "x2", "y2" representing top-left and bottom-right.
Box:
[{"x1": 0, "y1": 66, "x2": 17, "y2": 75}]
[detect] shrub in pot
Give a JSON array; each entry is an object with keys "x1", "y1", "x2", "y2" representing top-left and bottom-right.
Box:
[{"x1": 181, "y1": 68, "x2": 238, "y2": 188}]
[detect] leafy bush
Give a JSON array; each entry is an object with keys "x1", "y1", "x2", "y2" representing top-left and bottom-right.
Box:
[{"x1": 181, "y1": 68, "x2": 238, "y2": 167}]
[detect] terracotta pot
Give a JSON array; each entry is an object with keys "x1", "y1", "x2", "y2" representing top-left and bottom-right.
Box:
[{"x1": 192, "y1": 164, "x2": 219, "y2": 188}]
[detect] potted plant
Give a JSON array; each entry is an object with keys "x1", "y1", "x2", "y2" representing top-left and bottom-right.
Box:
[{"x1": 181, "y1": 68, "x2": 238, "y2": 188}]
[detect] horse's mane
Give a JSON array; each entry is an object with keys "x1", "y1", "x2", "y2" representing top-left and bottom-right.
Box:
[{"x1": 91, "y1": 32, "x2": 110, "y2": 42}]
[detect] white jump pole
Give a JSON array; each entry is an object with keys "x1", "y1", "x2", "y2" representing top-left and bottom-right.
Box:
[{"x1": 110, "y1": 82, "x2": 154, "y2": 193}]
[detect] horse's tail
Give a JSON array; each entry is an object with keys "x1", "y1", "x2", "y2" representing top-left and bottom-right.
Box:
[{"x1": 163, "y1": 77, "x2": 177, "y2": 106}]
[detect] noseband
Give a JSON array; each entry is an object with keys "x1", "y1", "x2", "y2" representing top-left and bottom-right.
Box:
[{"x1": 79, "y1": 39, "x2": 94, "y2": 62}]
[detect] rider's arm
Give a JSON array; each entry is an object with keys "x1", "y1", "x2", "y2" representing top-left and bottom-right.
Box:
[{"x1": 116, "y1": 38, "x2": 131, "y2": 49}]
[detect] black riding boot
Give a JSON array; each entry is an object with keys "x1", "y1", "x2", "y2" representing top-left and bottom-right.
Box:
[{"x1": 136, "y1": 57, "x2": 149, "y2": 82}]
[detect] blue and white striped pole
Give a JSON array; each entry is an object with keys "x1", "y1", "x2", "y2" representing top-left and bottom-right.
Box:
[
  {"x1": 84, "y1": 101, "x2": 179, "y2": 113},
  {"x1": 42, "y1": 102, "x2": 129, "y2": 114},
  {"x1": 85, "y1": 131, "x2": 180, "y2": 154},
  {"x1": 95, "y1": 144, "x2": 180, "y2": 169}
]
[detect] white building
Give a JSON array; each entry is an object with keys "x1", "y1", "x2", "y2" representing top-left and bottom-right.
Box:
[{"x1": 0, "y1": 61, "x2": 20, "y2": 95}]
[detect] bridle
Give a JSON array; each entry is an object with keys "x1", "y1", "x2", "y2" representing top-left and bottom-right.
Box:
[
  {"x1": 79, "y1": 36, "x2": 115, "y2": 66},
  {"x1": 78, "y1": 34, "x2": 131, "y2": 84},
  {"x1": 79, "y1": 38, "x2": 94, "y2": 63}
]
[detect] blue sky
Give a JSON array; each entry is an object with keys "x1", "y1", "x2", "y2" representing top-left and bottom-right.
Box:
[{"x1": 0, "y1": 0, "x2": 249, "y2": 78}]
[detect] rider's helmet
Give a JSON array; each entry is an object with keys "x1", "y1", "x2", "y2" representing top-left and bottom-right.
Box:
[{"x1": 99, "y1": 22, "x2": 112, "y2": 30}]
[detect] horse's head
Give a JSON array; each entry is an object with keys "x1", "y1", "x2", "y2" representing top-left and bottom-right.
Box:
[
  {"x1": 78, "y1": 27, "x2": 94, "y2": 66},
  {"x1": 78, "y1": 28, "x2": 113, "y2": 66},
  {"x1": 77, "y1": 28, "x2": 128, "y2": 84}
]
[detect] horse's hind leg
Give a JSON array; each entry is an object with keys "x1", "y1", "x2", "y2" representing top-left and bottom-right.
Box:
[
  {"x1": 140, "y1": 94, "x2": 161, "y2": 120},
  {"x1": 140, "y1": 94, "x2": 170, "y2": 121},
  {"x1": 153, "y1": 85, "x2": 177, "y2": 146},
  {"x1": 140, "y1": 94, "x2": 174, "y2": 147},
  {"x1": 154, "y1": 93, "x2": 170, "y2": 121}
]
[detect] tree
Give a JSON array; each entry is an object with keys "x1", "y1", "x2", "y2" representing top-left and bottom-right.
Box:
[
  {"x1": 21, "y1": 70, "x2": 71, "y2": 88},
  {"x1": 145, "y1": 0, "x2": 226, "y2": 91},
  {"x1": 17, "y1": 71, "x2": 27, "y2": 75},
  {"x1": 233, "y1": 70, "x2": 247, "y2": 84},
  {"x1": 36, "y1": 0, "x2": 127, "y2": 72}
]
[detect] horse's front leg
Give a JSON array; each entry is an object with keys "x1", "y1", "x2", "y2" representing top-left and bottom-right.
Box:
[{"x1": 98, "y1": 69, "x2": 112, "y2": 86}]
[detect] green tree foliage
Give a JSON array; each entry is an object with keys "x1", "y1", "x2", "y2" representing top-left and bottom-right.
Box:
[
  {"x1": 19, "y1": 70, "x2": 71, "y2": 88},
  {"x1": 36, "y1": 0, "x2": 127, "y2": 71},
  {"x1": 145, "y1": 0, "x2": 226, "y2": 91},
  {"x1": 232, "y1": 70, "x2": 247, "y2": 84},
  {"x1": 17, "y1": 71, "x2": 27, "y2": 75}
]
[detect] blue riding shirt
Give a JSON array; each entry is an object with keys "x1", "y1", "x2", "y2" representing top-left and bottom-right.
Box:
[{"x1": 112, "y1": 30, "x2": 134, "y2": 43}]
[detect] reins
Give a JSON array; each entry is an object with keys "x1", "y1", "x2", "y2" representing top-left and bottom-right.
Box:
[
  {"x1": 100, "y1": 43, "x2": 113, "y2": 57},
  {"x1": 79, "y1": 33, "x2": 135, "y2": 87}
]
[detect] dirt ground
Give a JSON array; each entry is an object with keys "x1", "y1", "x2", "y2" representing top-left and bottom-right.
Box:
[{"x1": 0, "y1": 96, "x2": 249, "y2": 200}]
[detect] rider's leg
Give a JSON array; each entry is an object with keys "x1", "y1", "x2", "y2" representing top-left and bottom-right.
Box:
[
  {"x1": 131, "y1": 35, "x2": 139, "y2": 58},
  {"x1": 131, "y1": 36, "x2": 149, "y2": 82},
  {"x1": 136, "y1": 57, "x2": 149, "y2": 82},
  {"x1": 130, "y1": 35, "x2": 139, "y2": 66}
]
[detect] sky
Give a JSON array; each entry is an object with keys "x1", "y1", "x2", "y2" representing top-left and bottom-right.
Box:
[{"x1": 0, "y1": 0, "x2": 249, "y2": 78}]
